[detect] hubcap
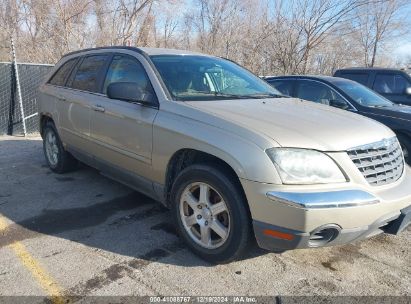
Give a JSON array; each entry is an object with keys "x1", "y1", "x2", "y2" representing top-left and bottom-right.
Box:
[
  {"x1": 45, "y1": 130, "x2": 59, "y2": 166},
  {"x1": 179, "y1": 182, "x2": 230, "y2": 249}
]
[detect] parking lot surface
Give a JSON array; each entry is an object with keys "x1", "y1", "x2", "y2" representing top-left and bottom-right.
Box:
[{"x1": 0, "y1": 136, "x2": 410, "y2": 301}]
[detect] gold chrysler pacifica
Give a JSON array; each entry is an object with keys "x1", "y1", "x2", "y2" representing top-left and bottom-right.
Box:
[{"x1": 38, "y1": 47, "x2": 411, "y2": 263}]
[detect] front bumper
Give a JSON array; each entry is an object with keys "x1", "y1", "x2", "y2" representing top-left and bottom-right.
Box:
[
  {"x1": 241, "y1": 166, "x2": 411, "y2": 251},
  {"x1": 253, "y1": 205, "x2": 411, "y2": 251}
]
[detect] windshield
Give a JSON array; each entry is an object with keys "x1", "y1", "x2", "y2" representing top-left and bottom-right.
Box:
[
  {"x1": 333, "y1": 80, "x2": 393, "y2": 108},
  {"x1": 150, "y1": 55, "x2": 283, "y2": 101}
]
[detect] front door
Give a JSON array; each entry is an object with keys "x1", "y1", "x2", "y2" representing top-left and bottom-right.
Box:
[{"x1": 89, "y1": 53, "x2": 159, "y2": 186}]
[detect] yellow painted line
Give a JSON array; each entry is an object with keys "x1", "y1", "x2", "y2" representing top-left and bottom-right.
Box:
[{"x1": 0, "y1": 216, "x2": 67, "y2": 304}]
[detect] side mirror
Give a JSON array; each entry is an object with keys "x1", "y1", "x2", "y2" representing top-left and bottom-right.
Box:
[
  {"x1": 329, "y1": 99, "x2": 349, "y2": 110},
  {"x1": 405, "y1": 87, "x2": 411, "y2": 96},
  {"x1": 107, "y1": 82, "x2": 156, "y2": 105}
]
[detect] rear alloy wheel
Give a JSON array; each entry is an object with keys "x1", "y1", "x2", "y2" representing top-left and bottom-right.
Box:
[
  {"x1": 45, "y1": 129, "x2": 59, "y2": 167},
  {"x1": 42, "y1": 122, "x2": 78, "y2": 173}
]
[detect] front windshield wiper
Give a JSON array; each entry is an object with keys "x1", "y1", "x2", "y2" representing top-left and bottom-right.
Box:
[
  {"x1": 172, "y1": 91, "x2": 289, "y2": 101},
  {"x1": 247, "y1": 93, "x2": 289, "y2": 98},
  {"x1": 213, "y1": 92, "x2": 288, "y2": 99},
  {"x1": 213, "y1": 92, "x2": 257, "y2": 99}
]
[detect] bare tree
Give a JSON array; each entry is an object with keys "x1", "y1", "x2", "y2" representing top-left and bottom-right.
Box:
[
  {"x1": 353, "y1": 0, "x2": 408, "y2": 67},
  {"x1": 282, "y1": 0, "x2": 368, "y2": 73},
  {"x1": 152, "y1": 1, "x2": 181, "y2": 48},
  {"x1": 1, "y1": 0, "x2": 409, "y2": 75}
]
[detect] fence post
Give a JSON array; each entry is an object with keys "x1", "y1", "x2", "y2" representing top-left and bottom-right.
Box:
[{"x1": 10, "y1": 36, "x2": 27, "y2": 136}]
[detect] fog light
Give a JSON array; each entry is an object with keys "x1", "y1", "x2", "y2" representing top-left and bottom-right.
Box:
[{"x1": 309, "y1": 225, "x2": 340, "y2": 247}]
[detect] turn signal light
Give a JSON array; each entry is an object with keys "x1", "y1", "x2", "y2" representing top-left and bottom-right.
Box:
[{"x1": 263, "y1": 229, "x2": 294, "y2": 241}]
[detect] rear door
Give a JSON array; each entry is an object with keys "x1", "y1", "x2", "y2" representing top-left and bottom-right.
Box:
[
  {"x1": 372, "y1": 72, "x2": 411, "y2": 105},
  {"x1": 89, "y1": 52, "x2": 159, "y2": 183},
  {"x1": 41, "y1": 57, "x2": 79, "y2": 139},
  {"x1": 59, "y1": 54, "x2": 110, "y2": 152}
]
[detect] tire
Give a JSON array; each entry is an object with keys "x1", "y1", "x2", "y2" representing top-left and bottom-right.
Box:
[
  {"x1": 42, "y1": 122, "x2": 78, "y2": 173},
  {"x1": 171, "y1": 164, "x2": 251, "y2": 263},
  {"x1": 397, "y1": 134, "x2": 411, "y2": 165}
]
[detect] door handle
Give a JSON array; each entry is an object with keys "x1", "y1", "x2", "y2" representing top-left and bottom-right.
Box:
[
  {"x1": 58, "y1": 96, "x2": 66, "y2": 101},
  {"x1": 92, "y1": 105, "x2": 105, "y2": 112}
]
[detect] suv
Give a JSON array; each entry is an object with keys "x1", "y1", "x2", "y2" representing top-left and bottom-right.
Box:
[
  {"x1": 38, "y1": 47, "x2": 411, "y2": 263},
  {"x1": 334, "y1": 68, "x2": 411, "y2": 105}
]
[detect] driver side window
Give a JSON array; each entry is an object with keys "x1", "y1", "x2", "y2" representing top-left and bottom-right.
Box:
[
  {"x1": 103, "y1": 55, "x2": 153, "y2": 96},
  {"x1": 296, "y1": 80, "x2": 350, "y2": 109}
]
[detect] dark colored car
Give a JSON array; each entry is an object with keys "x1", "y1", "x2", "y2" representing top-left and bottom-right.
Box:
[
  {"x1": 334, "y1": 68, "x2": 411, "y2": 106},
  {"x1": 264, "y1": 75, "x2": 411, "y2": 164}
]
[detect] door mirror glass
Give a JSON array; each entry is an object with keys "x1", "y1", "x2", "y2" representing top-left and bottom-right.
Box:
[
  {"x1": 107, "y1": 82, "x2": 155, "y2": 105},
  {"x1": 405, "y1": 87, "x2": 411, "y2": 95},
  {"x1": 330, "y1": 99, "x2": 349, "y2": 110}
]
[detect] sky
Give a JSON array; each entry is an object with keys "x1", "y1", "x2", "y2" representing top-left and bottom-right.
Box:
[
  {"x1": 393, "y1": 25, "x2": 411, "y2": 64},
  {"x1": 394, "y1": 43, "x2": 411, "y2": 60}
]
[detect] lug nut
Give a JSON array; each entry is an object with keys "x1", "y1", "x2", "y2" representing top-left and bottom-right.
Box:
[
  {"x1": 198, "y1": 205, "x2": 202, "y2": 209},
  {"x1": 205, "y1": 220, "x2": 208, "y2": 226},
  {"x1": 197, "y1": 215, "x2": 202, "y2": 219}
]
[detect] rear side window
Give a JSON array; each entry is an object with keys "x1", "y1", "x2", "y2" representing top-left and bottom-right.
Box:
[
  {"x1": 48, "y1": 58, "x2": 77, "y2": 86},
  {"x1": 373, "y1": 74, "x2": 409, "y2": 94},
  {"x1": 103, "y1": 55, "x2": 153, "y2": 95},
  {"x1": 71, "y1": 55, "x2": 109, "y2": 92},
  {"x1": 339, "y1": 73, "x2": 369, "y2": 85},
  {"x1": 267, "y1": 80, "x2": 293, "y2": 96}
]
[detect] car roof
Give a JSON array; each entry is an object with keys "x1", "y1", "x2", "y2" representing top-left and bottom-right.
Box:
[
  {"x1": 139, "y1": 47, "x2": 205, "y2": 56},
  {"x1": 62, "y1": 46, "x2": 207, "y2": 58},
  {"x1": 265, "y1": 75, "x2": 342, "y2": 82},
  {"x1": 265, "y1": 75, "x2": 363, "y2": 87},
  {"x1": 335, "y1": 67, "x2": 402, "y2": 72}
]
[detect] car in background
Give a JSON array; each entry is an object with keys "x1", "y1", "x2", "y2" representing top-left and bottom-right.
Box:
[
  {"x1": 334, "y1": 68, "x2": 411, "y2": 106},
  {"x1": 264, "y1": 75, "x2": 411, "y2": 164}
]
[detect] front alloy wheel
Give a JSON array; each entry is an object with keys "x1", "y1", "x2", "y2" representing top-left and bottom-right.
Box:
[
  {"x1": 171, "y1": 164, "x2": 251, "y2": 263},
  {"x1": 180, "y1": 182, "x2": 230, "y2": 249}
]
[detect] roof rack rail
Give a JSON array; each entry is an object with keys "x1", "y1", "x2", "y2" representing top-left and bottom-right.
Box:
[{"x1": 62, "y1": 46, "x2": 145, "y2": 58}]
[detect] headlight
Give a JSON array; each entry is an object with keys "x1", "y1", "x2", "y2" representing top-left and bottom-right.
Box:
[{"x1": 266, "y1": 148, "x2": 347, "y2": 184}]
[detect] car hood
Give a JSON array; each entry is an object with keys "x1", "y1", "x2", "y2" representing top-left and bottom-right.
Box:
[{"x1": 185, "y1": 98, "x2": 394, "y2": 151}]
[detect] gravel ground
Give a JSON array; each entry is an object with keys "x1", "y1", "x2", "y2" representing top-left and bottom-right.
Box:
[{"x1": 0, "y1": 135, "x2": 410, "y2": 302}]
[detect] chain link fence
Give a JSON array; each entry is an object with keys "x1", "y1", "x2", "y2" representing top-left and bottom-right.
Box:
[{"x1": 0, "y1": 62, "x2": 53, "y2": 136}]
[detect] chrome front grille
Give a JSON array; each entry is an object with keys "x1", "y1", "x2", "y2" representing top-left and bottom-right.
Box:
[{"x1": 347, "y1": 137, "x2": 404, "y2": 186}]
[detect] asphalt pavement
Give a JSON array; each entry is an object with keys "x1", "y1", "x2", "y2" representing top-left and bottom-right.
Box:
[{"x1": 0, "y1": 136, "x2": 410, "y2": 303}]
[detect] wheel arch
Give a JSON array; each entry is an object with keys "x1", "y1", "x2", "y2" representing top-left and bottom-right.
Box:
[
  {"x1": 39, "y1": 113, "x2": 55, "y2": 137},
  {"x1": 163, "y1": 148, "x2": 248, "y2": 209}
]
